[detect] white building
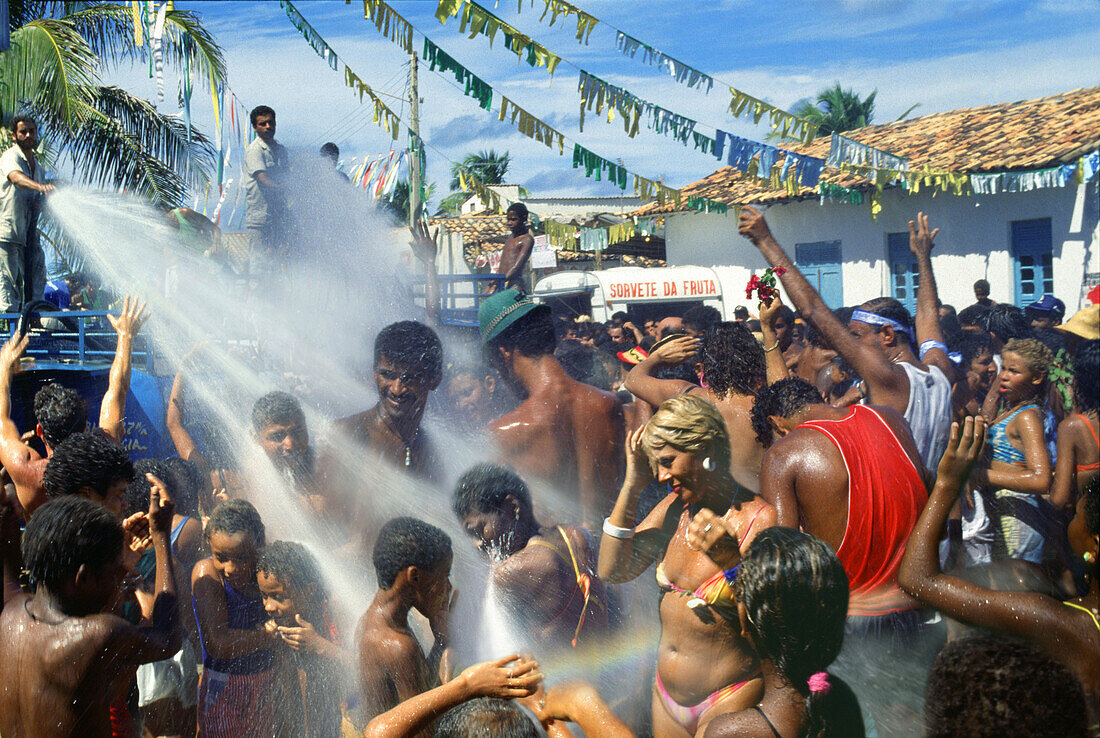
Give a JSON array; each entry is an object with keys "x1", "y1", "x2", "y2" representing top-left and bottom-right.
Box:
[{"x1": 642, "y1": 87, "x2": 1100, "y2": 315}]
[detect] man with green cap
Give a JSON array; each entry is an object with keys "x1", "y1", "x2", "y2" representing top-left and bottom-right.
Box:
[{"x1": 479, "y1": 289, "x2": 624, "y2": 528}]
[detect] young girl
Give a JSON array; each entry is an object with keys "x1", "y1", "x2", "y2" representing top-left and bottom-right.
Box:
[
  {"x1": 257, "y1": 540, "x2": 352, "y2": 738},
  {"x1": 1053, "y1": 340, "x2": 1100, "y2": 511},
  {"x1": 192, "y1": 499, "x2": 282, "y2": 737},
  {"x1": 975, "y1": 338, "x2": 1054, "y2": 563}
]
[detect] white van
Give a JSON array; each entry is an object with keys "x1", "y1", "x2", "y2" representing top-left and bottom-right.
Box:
[{"x1": 531, "y1": 266, "x2": 735, "y2": 323}]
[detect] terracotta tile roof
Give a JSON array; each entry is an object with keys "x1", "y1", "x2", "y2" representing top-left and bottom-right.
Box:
[
  {"x1": 636, "y1": 86, "x2": 1100, "y2": 215},
  {"x1": 429, "y1": 213, "x2": 509, "y2": 247}
]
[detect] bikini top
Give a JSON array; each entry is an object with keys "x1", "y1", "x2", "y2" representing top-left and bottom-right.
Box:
[
  {"x1": 527, "y1": 526, "x2": 603, "y2": 647},
  {"x1": 1064, "y1": 601, "x2": 1100, "y2": 635},
  {"x1": 655, "y1": 504, "x2": 768, "y2": 612},
  {"x1": 1076, "y1": 414, "x2": 1100, "y2": 472},
  {"x1": 987, "y1": 405, "x2": 1038, "y2": 465}
]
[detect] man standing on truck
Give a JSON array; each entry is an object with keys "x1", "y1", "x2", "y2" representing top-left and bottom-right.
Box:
[
  {"x1": 478, "y1": 288, "x2": 624, "y2": 528},
  {"x1": 0, "y1": 115, "x2": 54, "y2": 314},
  {"x1": 493, "y1": 203, "x2": 534, "y2": 294}
]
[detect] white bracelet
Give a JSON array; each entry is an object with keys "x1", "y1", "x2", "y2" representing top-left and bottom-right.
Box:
[{"x1": 603, "y1": 517, "x2": 635, "y2": 540}]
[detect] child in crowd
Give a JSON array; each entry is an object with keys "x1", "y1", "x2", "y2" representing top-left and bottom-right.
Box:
[
  {"x1": 952, "y1": 330, "x2": 998, "y2": 420},
  {"x1": 356, "y1": 517, "x2": 456, "y2": 723},
  {"x1": 191, "y1": 499, "x2": 284, "y2": 737},
  {"x1": 257, "y1": 540, "x2": 352, "y2": 738},
  {"x1": 975, "y1": 337, "x2": 1055, "y2": 563},
  {"x1": 0, "y1": 480, "x2": 181, "y2": 737},
  {"x1": 1053, "y1": 340, "x2": 1100, "y2": 510}
]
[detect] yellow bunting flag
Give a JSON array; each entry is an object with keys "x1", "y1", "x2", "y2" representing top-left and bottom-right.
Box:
[{"x1": 363, "y1": 0, "x2": 414, "y2": 54}]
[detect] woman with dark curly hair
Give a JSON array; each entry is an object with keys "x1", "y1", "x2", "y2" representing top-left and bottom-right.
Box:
[
  {"x1": 624, "y1": 322, "x2": 767, "y2": 492},
  {"x1": 900, "y1": 417, "x2": 1100, "y2": 730},
  {"x1": 1053, "y1": 340, "x2": 1100, "y2": 510}
]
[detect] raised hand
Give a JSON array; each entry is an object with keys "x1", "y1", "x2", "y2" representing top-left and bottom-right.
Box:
[
  {"x1": 686, "y1": 508, "x2": 740, "y2": 570},
  {"x1": 907, "y1": 211, "x2": 940, "y2": 259},
  {"x1": 623, "y1": 425, "x2": 652, "y2": 487},
  {"x1": 408, "y1": 219, "x2": 439, "y2": 264},
  {"x1": 738, "y1": 205, "x2": 773, "y2": 245},
  {"x1": 107, "y1": 295, "x2": 150, "y2": 339},
  {"x1": 428, "y1": 586, "x2": 458, "y2": 646},
  {"x1": 650, "y1": 335, "x2": 700, "y2": 366},
  {"x1": 936, "y1": 416, "x2": 986, "y2": 490},
  {"x1": 0, "y1": 334, "x2": 29, "y2": 375},
  {"x1": 759, "y1": 292, "x2": 785, "y2": 328},
  {"x1": 458, "y1": 654, "x2": 542, "y2": 699},
  {"x1": 146, "y1": 473, "x2": 175, "y2": 535}
]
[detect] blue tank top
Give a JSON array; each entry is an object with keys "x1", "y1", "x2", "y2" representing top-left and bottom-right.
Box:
[
  {"x1": 988, "y1": 405, "x2": 1037, "y2": 465},
  {"x1": 194, "y1": 577, "x2": 274, "y2": 674}
]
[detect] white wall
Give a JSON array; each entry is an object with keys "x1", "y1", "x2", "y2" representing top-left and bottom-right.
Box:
[{"x1": 665, "y1": 180, "x2": 1099, "y2": 313}]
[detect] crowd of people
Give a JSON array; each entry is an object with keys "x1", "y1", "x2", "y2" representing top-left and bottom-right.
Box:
[{"x1": 0, "y1": 98, "x2": 1096, "y2": 738}]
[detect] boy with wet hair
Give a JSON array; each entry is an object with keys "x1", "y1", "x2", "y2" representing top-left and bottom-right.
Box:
[
  {"x1": 258, "y1": 540, "x2": 351, "y2": 738},
  {"x1": 0, "y1": 480, "x2": 181, "y2": 738},
  {"x1": 251, "y1": 390, "x2": 314, "y2": 486},
  {"x1": 356, "y1": 516, "x2": 456, "y2": 722},
  {"x1": 41, "y1": 429, "x2": 134, "y2": 517}
]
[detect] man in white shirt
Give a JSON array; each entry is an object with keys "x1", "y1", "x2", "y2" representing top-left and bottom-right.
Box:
[
  {"x1": 244, "y1": 105, "x2": 289, "y2": 275},
  {"x1": 0, "y1": 115, "x2": 54, "y2": 314}
]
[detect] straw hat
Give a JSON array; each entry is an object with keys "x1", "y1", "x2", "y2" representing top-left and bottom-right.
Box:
[{"x1": 1055, "y1": 304, "x2": 1099, "y2": 341}]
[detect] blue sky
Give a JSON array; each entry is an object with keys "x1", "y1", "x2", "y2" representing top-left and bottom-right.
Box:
[{"x1": 106, "y1": 0, "x2": 1100, "y2": 211}]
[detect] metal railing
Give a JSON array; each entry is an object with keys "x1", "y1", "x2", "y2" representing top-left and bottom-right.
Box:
[
  {"x1": 0, "y1": 310, "x2": 152, "y2": 370},
  {"x1": 414, "y1": 274, "x2": 505, "y2": 328}
]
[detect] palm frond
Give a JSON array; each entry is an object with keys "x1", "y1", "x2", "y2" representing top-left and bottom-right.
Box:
[
  {"x1": 61, "y1": 3, "x2": 142, "y2": 68},
  {"x1": 0, "y1": 18, "x2": 99, "y2": 128},
  {"x1": 162, "y1": 9, "x2": 227, "y2": 88},
  {"x1": 37, "y1": 210, "x2": 85, "y2": 274}
]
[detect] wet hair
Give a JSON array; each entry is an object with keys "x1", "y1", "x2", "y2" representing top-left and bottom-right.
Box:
[
  {"x1": 162, "y1": 456, "x2": 201, "y2": 517},
  {"x1": 986, "y1": 304, "x2": 1030, "y2": 344},
  {"x1": 434, "y1": 697, "x2": 539, "y2": 738},
  {"x1": 488, "y1": 307, "x2": 556, "y2": 358},
  {"x1": 643, "y1": 394, "x2": 730, "y2": 479},
  {"x1": 955, "y1": 331, "x2": 995, "y2": 369},
  {"x1": 1031, "y1": 327, "x2": 1066, "y2": 357},
  {"x1": 733, "y1": 528, "x2": 849, "y2": 735},
  {"x1": 373, "y1": 517, "x2": 452, "y2": 589},
  {"x1": 319, "y1": 142, "x2": 339, "y2": 160},
  {"x1": 701, "y1": 321, "x2": 765, "y2": 397},
  {"x1": 683, "y1": 305, "x2": 722, "y2": 335},
  {"x1": 205, "y1": 499, "x2": 266, "y2": 549},
  {"x1": 751, "y1": 378, "x2": 823, "y2": 448},
  {"x1": 858, "y1": 297, "x2": 913, "y2": 346},
  {"x1": 251, "y1": 390, "x2": 305, "y2": 433},
  {"x1": 1072, "y1": 340, "x2": 1099, "y2": 413},
  {"x1": 452, "y1": 463, "x2": 531, "y2": 520},
  {"x1": 250, "y1": 105, "x2": 275, "y2": 126},
  {"x1": 939, "y1": 311, "x2": 962, "y2": 341},
  {"x1": 8, "y1": 113, "x2": 36, "y2": 132},
  {"x1": 1002, "y1": 338, "x2": 1053, "y2": 378},
  {"x1": 374, "y1": 320, "x2": 443, "y2": 386},
  {"x1": 958, "y1": 303, "x2": 992, "y2": 329},
  {"x1": 505, "y1": 202, "x2": 528, "y2": 222},
  {"x1": 257, "y1": 540, "x2": 328, "y2": 606},
  {"x1": 124, "y1": 458, "x2": 174, "y2": 517},
  {"x1": 42, "y1": 431, "x2": 134, "y2": 500},
  {"x1": 555, "y1": 339, "x2": 594, "y2": 384},
  {"x1": 924, "y1": 636, "x2": 1088, "y2": 738},
  {"x1": 33, "y1": 383, "x2": 87, "y2": 448},
  {"x1": 23, "y1": 495, "x2": 123, "y2": 590}
]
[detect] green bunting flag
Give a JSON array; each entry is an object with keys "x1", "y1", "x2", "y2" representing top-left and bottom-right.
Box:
[{"x1": 423, "y1": 38, "x2": 493, "y2": 111}]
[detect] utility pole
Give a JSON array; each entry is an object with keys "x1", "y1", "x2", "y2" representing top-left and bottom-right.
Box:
[{"x1": 408, "y1": 51, "x2": 422, "y2": 227}]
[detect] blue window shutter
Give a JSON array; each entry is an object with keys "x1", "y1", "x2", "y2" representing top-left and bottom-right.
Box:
[
  {"x1": 796, "y1": 241, "x2": 843, "y2": 308},
  {"x1": 1011, "y1": 218, "x2": 1052, "y2": 307},
  {"x1": 887, "y1": 232, "x2": 918, "y2": 315}
]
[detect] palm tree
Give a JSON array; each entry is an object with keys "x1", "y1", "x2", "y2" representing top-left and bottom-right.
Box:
[
  {"x1": 383, "y1": 179, "x2": 436, "y2": 224},
  {"x1": 2, "y1": 1, "x2": 225, "y2": 205},
  {"x1": 439, "y1": 149, "x2": 510, "y2": 215}
]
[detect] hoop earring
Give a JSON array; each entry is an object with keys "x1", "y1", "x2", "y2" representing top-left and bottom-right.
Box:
[
  {"x1": 702, "y1": 457, "x2": 715, "y2": 472},
  {"x1": 1085, "y1": 551, "x2": 1095, "y2": 564}
]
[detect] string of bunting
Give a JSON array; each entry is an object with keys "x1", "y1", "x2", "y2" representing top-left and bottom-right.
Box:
[
  {"x1": 436, "y1": 0, "x2": 561, "y2": 76},
  {"x1": 827, "y1": 133, "x2": 909, "y2": 172},
  {"x1": 363, "y1": 0, "x2": 414, "y2": 53},
  {"x1": 283, "y1": 1, "x2": 402, "y2": 140},
  {"x1": 347, "y1": 150, "x2": 409, "y2": 199},
  {"x1": 423, "y1": 38, "x2": 493, "y2": 111}
]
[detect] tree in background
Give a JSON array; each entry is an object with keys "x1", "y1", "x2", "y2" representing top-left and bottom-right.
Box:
[
  {"x1": 438, "y1": 149, "x2": 511, "y2": 215},
  {"x1": 383, "y1": 179, "x2": 436, "y2": 224},
  {"x1": 776, "y1": 83, "x2": 918, "y2": 141}
]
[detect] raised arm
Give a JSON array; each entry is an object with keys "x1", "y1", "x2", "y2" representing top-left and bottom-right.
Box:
[
  {"x1": 409, "y1": 221, "x2": 441, "y2": 328},
  {"x1": 898, "y1": 418, "x2": 1068, "y2": 643},
  {"x1": 365, "y1": 655, "x2": 540, "y2": 738},
  {"x1": 165, "y1": 358, "x2": 210, "y2": 476},
  {"x1": 908, "y1": 213, "x2": 954, "y2": 382},
  {"x1": 759, "y1": 296, "x2": 791, "y2": 385},
  {"x1": 598, "y1": 427, "x2": 674, "y2": 583},
  {"x1": 623, "y1": 335, "x2": 700, "y2": 407},
  {"x1": 533, "y1": 681, "x2": 634, "y2": 738},
  {"x1": 99, "y1": 296, "x2": 149, "y2": 444},
  {"x1": 739, "y1": 206, "x2": 908, "y2": 411},
  {"x1": 0, "y1": 334, "x2": 45, "y2": 513},
  {"x1": 106, "y1": 474, "x2": 182, "y2": 664}
]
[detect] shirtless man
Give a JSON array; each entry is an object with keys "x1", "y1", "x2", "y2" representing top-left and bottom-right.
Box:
[
  {"x1": 478, "y1": 289, "x2": 624, "y2": 528},
  {"x1": 452, "y1": 463, "x2": 615, "y2": 652},
  {"x1": 625, "y1": 322, "x2": 766, "y2": 493},
  {"x1": 0, "y1": 296, "x2": 148, "y2": 515},
  {"x1": 356, "y1": 517, "x2": 455, "y2": 722},
  {"x1": 751, "y1": 377, "x2": 931, "y2": 733},
  {"x1": 335, "y1": 320, "x2": 443, "y2": 482},
  {"x1": 0, "y1": 480, "x2": 180, "y2": 738},
  {"x1": 740, "y1": 206, "x2": 954, "y2": 474},
  {"x1": 496, "y1": 203, "x2": 534, "y2": 294}
]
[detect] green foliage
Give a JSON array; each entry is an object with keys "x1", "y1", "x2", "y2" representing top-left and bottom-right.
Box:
[
  {"x1": 793, "y1": 84, "x2": 877, "y2": 137},
  {"x1": 448, "y1": 149, "x2": 510, "y2": 191}
]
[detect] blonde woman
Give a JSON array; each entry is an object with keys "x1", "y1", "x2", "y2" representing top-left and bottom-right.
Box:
[{"x1": 599, "y1": 394, "x2": 777, "y2": 738}]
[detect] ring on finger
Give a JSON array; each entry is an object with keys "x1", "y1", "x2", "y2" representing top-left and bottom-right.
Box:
[{"x1": 702, "y1": 523, "x2": 713, "y2": 536}]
